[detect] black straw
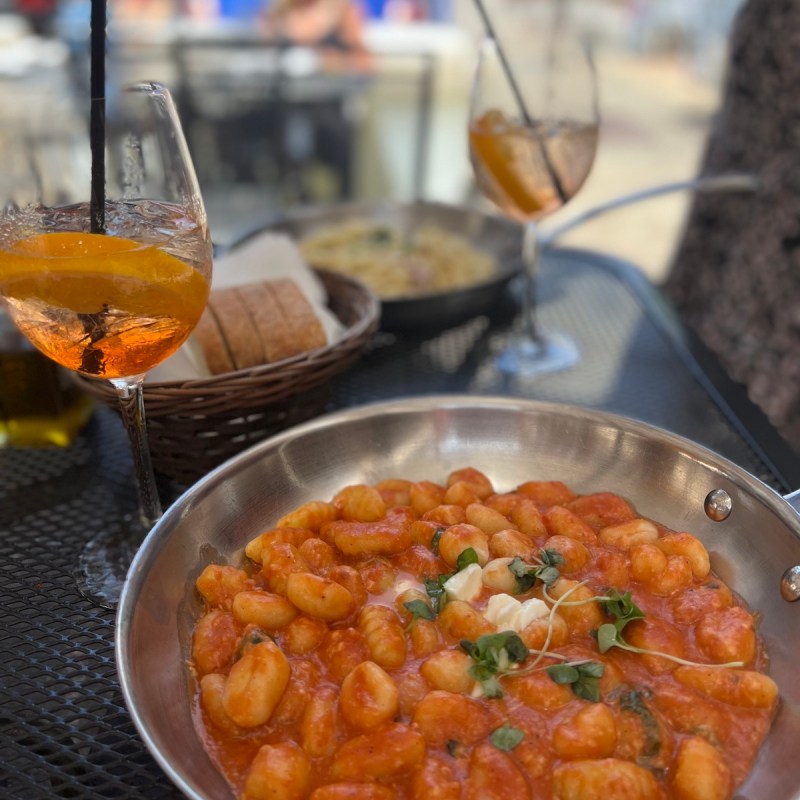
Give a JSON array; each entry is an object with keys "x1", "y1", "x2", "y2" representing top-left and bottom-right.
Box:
[
  {"x1": 89, "y1": 0, "x2": 106, "y2": 234},
  {"x1": 471, "y1": 0, "x2": 568, "y2": 204}
]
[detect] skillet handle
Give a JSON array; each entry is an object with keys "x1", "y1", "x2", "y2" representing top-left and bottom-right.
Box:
[
  {"x1": 786, "y1": 489, "x2": 800, "y2": 513},
  {"x1": 780, "y1": 491, "x2": 800, "y2": 602}
]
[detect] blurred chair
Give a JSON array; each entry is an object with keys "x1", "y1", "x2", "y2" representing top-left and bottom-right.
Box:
[
  {"x1": 664, "y1": 0, "x2": 800, "y2": 452},
  {"x1": 171, "y1": 34, "x2": 370, "y2": 202}
]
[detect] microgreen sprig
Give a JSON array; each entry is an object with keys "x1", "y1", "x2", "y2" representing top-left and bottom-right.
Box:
[
  {"x1": 540, "y1": 583, "x2": 643, "y2": 618},
  {"x1": 546, "y1": 661, "x2": 605, "y2": 703},
  {"x1": 461, "y1": 631, "x2": 529, "y2": 698},
  {"x1": 460, "y1": 628, "x2": 606, "y2": 702},
  {"x1": 526, "y1": 579, "x2": 590, "y2": 671},
  {"x1": 590, "y1": 586, "x2": 743, "y2": 667},
  {"x1": 458, "y1": 580, "x2": 601, "y2": 700},
  {"x1": 599, "y1": 588, "x2": 645, "y2": 633},
  {"x1": 536, "y1": 582, "x2": 747, "y2": 671},
  {"x1": 489, "y1": 722, "x2": 525, "y2": 751},
  {"x1": 595, "y1": 624, "x2": 745, "y2": 668},
  {"x1": 508, "y1": 549, "x2": 564, "y2": 593}
]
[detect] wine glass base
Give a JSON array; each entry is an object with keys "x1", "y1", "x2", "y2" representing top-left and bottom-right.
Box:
[
  {"x1": 496, "y1": 331, "x2": 579, "y2": 377},
  {"x1": 74, "y1": 515, "x2": 146, "y2": 609}
]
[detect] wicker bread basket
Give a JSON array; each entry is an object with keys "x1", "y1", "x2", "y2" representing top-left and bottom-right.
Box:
[{"x1": 77, "y1": 269, "x2": 379, "y2": 485}]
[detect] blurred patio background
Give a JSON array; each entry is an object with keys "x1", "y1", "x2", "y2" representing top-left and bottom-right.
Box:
[{"x1": 0, "y1": 0, "x2": 745, "y2": 283}]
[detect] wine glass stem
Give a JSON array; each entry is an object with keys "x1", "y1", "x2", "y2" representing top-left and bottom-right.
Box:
[
  {"x1": 111, "y1": 378, "x2": 163, "y2": 529},
  {"x1": 521, "y1": 221, "x2": 543, "y2": 344}
]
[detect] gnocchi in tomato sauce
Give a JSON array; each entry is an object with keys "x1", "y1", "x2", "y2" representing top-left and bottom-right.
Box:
[{"x1": 190, "y1": 468, "x2": 777, "y2": 800}]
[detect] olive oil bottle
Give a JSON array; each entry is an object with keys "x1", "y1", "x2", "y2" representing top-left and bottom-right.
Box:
[{"x1": 0, "y1": 305, "x2": 94, "y2": 447}]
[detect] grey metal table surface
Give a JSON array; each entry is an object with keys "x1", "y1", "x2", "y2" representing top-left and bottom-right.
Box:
[{"x1": 1, "y1": 247, "x2": 797, "y2": 799}]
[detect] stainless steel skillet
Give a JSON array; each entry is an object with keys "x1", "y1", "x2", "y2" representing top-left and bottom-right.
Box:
[{"x1": 115, "y1": 396, "x2": 800, "y2": 800}]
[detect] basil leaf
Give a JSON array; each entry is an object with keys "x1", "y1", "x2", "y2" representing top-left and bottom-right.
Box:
[
  {"x1": 426, "y1": 549, "x2": 477, "y2": 609},
  {"x1": 617, "y1": 687, "x2": 660, "y2": 757},
  {"x1": 403, "y1": 599, "x2": 434, "y2": 623},
  {"x1": 424, "y1": 574, "x2": 451, "y2": 613},
  {"x1": 424, "y1": 577, "x2": 443, "y2": 596},
  {"x1": 490, "y1": 722, "x2": 525, "y2": 752},
  {"x1": 430, "y1": 527, "x2": 445, "y2": 555},
  {"x1": 456, "y1": 547, "x2": 479, "y2": 571},
  {"x1": 424, "y1": 582, "x2": 444, "y2": 605},
  {"x1": 369, "y1": 226, "x2": 393, "y2": 244}
]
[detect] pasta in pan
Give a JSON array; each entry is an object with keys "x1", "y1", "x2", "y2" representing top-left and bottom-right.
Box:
[
  {"x1": 298, "y1": 222, "x2": 496, "y2": 299},
  {"x1": 190, "y1": 468, "x2": 777, "y2": 800}
]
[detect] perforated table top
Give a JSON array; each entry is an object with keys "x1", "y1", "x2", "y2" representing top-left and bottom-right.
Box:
[{"x1": 0, "y1": 249, "x2": 795, "y2": 799}]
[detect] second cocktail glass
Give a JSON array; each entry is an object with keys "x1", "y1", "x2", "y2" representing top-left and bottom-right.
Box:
[{"x1": 469, "y1": 25, "x2": 599, "y2": 377}]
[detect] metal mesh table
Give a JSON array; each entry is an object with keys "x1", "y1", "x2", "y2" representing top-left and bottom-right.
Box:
[
  {"x1": 332, "y1": 250, "x2": 796, "y2": 491},
  {"x1": 1, "y1": 248, "x2": 796, "y2": 799}
]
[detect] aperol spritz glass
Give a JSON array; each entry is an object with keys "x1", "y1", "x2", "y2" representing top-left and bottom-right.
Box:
[
  {"x1": 0, "y1": 82, "x2": 213, "y2": 605},
  {"x1": 469, "y1": 16, "x2": 599, "y2": 376}
]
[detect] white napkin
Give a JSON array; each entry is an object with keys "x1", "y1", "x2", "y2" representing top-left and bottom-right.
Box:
[{"x1": 147, "y1": 231, "x2": 343, "y2": 382}]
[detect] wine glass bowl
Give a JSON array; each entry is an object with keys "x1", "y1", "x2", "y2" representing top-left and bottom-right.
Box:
[
  {"x1": 1, "y1": 218, "x2": 210, "y2": 380},
  {"x1": 0, "y1": 82, "x2": 213, "y2": 605},
  {"x1": 468, "y1": 25, "x2": 599, "y2": 376},
  {"x1": 469, "y1": 110, "x2": 598, "y2": 222}
]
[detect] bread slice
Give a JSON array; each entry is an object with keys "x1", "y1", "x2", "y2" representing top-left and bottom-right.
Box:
[
  {"x1": 267, "y1": 279, "x2": 327, "y2": 354},
  {"x1": 208, "y1": 287, "x2": 265, "y2": 370},
  {"x1": 192, "y1": 279, "x2": 330, "y2": 374},
  {"x1": 193, "y1": 305, "x2": 235, "y2": 374},
  {"x1": 237, "y1": 282, "x2": 298, "y2": 363}
]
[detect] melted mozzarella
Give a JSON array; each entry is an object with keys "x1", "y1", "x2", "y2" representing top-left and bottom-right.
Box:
[{"x1": 443, "y1": 563, "x2": 483, "y2": 602}]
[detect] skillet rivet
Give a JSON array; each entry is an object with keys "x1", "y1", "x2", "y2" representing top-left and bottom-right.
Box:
[
  {"x1": 704, "y1": 489, "x2": 732, "y2": 521},
  {"x1": 780, "y1": 566, "x2": 800, "y2": 602}
]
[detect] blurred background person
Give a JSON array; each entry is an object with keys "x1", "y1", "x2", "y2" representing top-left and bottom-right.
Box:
[
  {"x1": 255, "y1": 0, "x2": 373, "y2": 200},
  {"x1": 13, "y1": 0, "x2": 59, "y2": 37},
  {"x1": 261, "y1": 0, "x2": 372, "y2": 72},
  {"x1": 116, "y1": 0, "x2": 178, "y2": 20}
]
